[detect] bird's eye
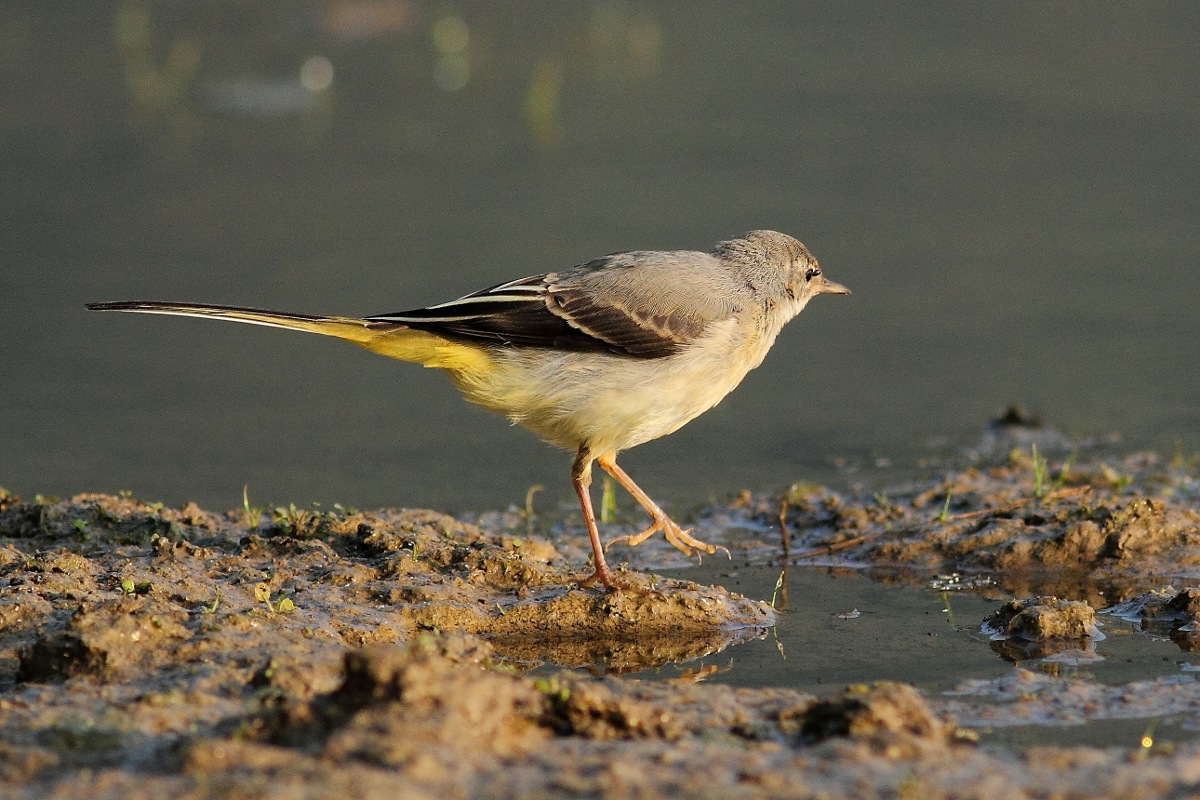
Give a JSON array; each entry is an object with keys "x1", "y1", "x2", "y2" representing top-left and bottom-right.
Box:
[{"x1": 805, "y1": 267, "x2": 820, "y2": 281}]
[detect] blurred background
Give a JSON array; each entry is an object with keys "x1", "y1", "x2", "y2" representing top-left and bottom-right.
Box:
[{"x1": 3, "y1": 2, "x2": 1198, "y2": 516}]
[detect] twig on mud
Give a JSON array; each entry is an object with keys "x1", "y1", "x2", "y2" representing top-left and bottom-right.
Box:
[
  {"x1": 791, "y1": 531, "x2": 885, "y2": 560},
  {"x1": 778, "y1": 496, "x2": 791, "y2": 562}
]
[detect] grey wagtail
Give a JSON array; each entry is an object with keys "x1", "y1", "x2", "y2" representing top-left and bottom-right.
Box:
[{"x1": 88, "y1": 230, "x2": 849, "y2": 589}]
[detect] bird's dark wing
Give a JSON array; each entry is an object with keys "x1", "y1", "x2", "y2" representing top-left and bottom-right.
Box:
[
  {"x1": 366, "y1": 252, "x2": 740, "y2": 358},
  {"x1": 366, "y1": 274, "x2": 612, "y2": 353}
]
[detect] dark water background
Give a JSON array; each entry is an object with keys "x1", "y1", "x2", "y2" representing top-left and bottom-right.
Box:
[{"x1": 4, "y1": 2, "x2": 1199, "y2": 516}]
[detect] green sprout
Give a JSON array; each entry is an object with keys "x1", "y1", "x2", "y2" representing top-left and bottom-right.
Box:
[
  {"x1": 1053, "y1": 451, "x2": 1077, "y2": 492},
  {"x1": 201, "y1": 589, "x2": 222, "y2": 615},
  {"x1": 253, "y1": 582, "x2": 294, "y2": 614},
  {"x1": 242, "y1": 485, "x2": 264, "y2": 528},
  {"x1": 1032, "y1": 444, "x2": 1048, "y2": 499},
  {"x1": 937, "y1": 487, "x2": 953, "y2": 523},
  {"x1": 941, "y1": 591, "x2": 955, "y2": 627},
  {"x1": 534, "y1": 676, "x2": 571, "y2": 706},
  {"x1": 599, "y1": 476, "x2": 617, "y2": 523},
  {"x1": 770, "y1": 569, "x2": 786, "y2": 610},
  {"x1": 120, "y1": 578, "x2": 152, "y2": 596}
]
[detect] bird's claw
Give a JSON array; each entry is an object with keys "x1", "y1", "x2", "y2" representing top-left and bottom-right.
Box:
[
  {"x1": 604, "y1": 517, "x2": 730, "y2": 563},
  {"x1": 578, "y1": 565, "x2": 626, "y2": 591}
]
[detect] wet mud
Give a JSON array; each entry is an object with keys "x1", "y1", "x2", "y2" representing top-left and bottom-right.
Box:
[
  {"x1": 764, "y1": 450, "x2": 1200, "y2": 605},
  {"x1": 3, "y1": 446, "x2": 1200, "y2": 798}
]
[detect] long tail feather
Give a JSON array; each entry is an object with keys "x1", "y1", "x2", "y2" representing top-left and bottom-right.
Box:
[
  {"x1": 86, "y1": 300, "x2": 492, "y2": 373},
  {"x1": 86, "y1": 301, "x2": 373, "y2": 340}
]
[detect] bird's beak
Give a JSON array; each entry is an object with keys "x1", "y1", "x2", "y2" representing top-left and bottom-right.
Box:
[{"x1": 819, "y1": 277, "x2": 851, "y2": 296}]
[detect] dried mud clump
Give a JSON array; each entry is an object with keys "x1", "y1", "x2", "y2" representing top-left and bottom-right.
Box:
[
  {"x1": 983, "y1": 596, "x2": 1099, "y2": 642},
  {"x1": 786, "y1": 682, "x2": 965, "y2": 756},
  {"x1": 17, "y1": 594, "x2": 191, "y2": 682},
  {"x1": 1101, "y1": 585, "x2": 1200, "y2": 649},
  {"x1": 979, "y1": 595, "x2": 1105, "y2": 662},
  {"x1": 244, "y1": 635, "x2": 552, "y2": 768}
]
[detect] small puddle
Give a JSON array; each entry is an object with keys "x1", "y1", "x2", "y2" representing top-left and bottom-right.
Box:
[
  {"x1": 650, "y1": 563, "x2": 1009, "y2": 694},
  {"x1": 532, "y1": 561, "x2": 1200, "y2": 750}
]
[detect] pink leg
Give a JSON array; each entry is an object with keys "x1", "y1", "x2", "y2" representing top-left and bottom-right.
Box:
[
  {"x1": 571, "y1": 448, "x2": 621, "y2": 589},
  {"x1": 596, "y1": 453, "x2": 729, "y2": 561}
]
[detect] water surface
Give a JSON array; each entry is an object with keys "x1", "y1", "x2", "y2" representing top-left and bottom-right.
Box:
[{"x1": 4, "y1": 3, "x2": 1198, "y2": 516}]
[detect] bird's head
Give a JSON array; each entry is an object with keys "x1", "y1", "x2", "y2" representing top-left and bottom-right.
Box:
[{"x1": 716, "y1": 230, "x2": 850, "y2": 314}]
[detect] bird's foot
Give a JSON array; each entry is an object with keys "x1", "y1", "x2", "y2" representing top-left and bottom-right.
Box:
[
  {"x1": 605, "y1": 516, "x2": 731, "y2": 563},
  {"x1": 577, "y1": 564, "x2": 633, "y2": 592},
  {"x1": 578, "y1": 566, "x2": 673, "y2": 598}
]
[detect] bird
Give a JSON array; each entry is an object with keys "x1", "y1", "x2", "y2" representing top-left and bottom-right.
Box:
[{"x1": 88, "y1": 230, "x2": 849, "y2": 589}]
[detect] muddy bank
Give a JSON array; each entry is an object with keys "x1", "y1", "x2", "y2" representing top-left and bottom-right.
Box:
[
  {"x1": 759, "y1": 450, "x2": 1200, "y2": 604},
  {"x1": 6, "y1": 630, "x2": 1200, "y2": 799},
  {"x1": 2, "y1": 448, "x2": 1200, "y2": 798},
  {"x1": 0, "y1": 492, "x2": 771, "y2": 678}
]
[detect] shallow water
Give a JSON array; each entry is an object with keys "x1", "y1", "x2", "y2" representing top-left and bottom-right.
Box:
[
  {"x1": 626, "y1": 565, "x2": 1010, "y2": 693},
  {"x1": 4, "y1": 3, "x2": 1200, "y2": 518},
  {"x1": 627, "y1": 563, "x2": 1200, "y2": 749}
]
